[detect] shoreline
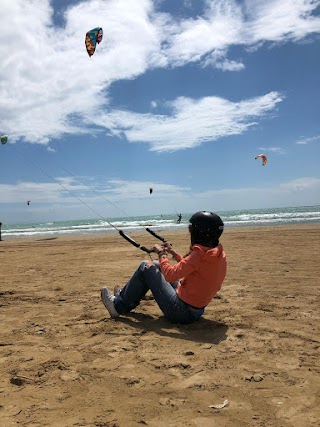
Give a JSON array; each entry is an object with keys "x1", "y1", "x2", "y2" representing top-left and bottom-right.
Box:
[{"x1": 1, "y1": 221, "x2": 319, "y2": 244}]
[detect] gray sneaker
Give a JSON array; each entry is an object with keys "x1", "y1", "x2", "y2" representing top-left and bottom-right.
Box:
[{"x1": 101, "y1": 287, "x2": 120, "y2": 318}]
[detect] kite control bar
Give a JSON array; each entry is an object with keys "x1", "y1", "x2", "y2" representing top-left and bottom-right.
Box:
[
  {"x1": 118, "y1": 230, "x2": 154, "y2": 254},
  {"x1": 145, "y1": 227, "x2": 167, "y2": 244},
  {"x1": 118, "y1": 227, "x2": 169, "y2": 255}
]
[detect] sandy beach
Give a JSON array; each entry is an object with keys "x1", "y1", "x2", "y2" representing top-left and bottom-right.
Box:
[{"x1": 0, "y1": 224, "x2": 319, "y2": 427}]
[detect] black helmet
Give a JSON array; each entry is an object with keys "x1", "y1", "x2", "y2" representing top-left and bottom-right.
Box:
[{"x1": 189, "y1": 211, "x2": 224, "y2": 247}]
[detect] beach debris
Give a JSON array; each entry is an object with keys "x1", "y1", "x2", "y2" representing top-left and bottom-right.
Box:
[
  {"x1": 209, "y1": 399, "x2": 229, "y2": 409},
  {"x1": 120, "y1": 375, "x2": 145, "y2": 387},
  {"x1": 10, "y1": 376, "x2": 25, "y2": 386},
  {"x1": 201, "y1": 343, "x2": 212, "y2": 349},
  {"x1": 159, "y1": 397, "x2": 186, "y2": 407},
  {"x1": 168, "y1": 362, "x2": 191, "y2": 369},
  {"x1": 10, "y1": 375, "x2": 34, "y2": 386},
  {"x1": 244, "y1": 373, "x2": 264, "y2": 382}
]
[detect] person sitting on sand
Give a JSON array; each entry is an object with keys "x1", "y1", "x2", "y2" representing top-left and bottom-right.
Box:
[{"x1": 101, "y1": 211, "x2": 227, "y2": 324}]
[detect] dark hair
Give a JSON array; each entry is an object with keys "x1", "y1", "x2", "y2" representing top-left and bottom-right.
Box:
[{"x1": 189, "y1": 211, "x2": 224, "y2": 247}]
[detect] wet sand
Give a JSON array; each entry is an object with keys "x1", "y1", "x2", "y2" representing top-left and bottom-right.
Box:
[{"x1": 0, "y1": 224, "x2": 319, "y2": 426}]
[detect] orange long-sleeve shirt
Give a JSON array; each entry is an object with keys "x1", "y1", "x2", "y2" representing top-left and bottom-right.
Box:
[{"x1": 159, "y1": 244, "x2": 227, "y2": 308}]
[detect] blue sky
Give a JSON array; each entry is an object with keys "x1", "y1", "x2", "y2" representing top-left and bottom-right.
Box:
[{"x1": 1, "y1": 0, "x2": 320, "y2": 223}]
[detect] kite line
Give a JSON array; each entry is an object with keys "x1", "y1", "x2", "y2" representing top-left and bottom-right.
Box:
[{"x1": 0, "y1": 123, "x2": 167, "y2": 255}]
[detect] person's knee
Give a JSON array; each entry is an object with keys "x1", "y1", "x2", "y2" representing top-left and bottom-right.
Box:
[
  {"x1": 139, "y1": 260, "x2": 158, "y2": 271},
  {"x1": 138, "y1": 260, "x2": 149, "y2": 271},
  {"x1": 138, "y1": 261, "x2": 161, "y2": 283}
]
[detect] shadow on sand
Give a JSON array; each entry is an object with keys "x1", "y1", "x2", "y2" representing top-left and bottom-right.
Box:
[
  {"x1": 35, "y1": 237, "x2": 58, "y2": 241},
  {"x1": 115, "y1": 312, "x2": 228, "y2": 345}
]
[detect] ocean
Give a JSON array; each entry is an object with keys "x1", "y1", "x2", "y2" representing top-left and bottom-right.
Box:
[{"x1": 1, "y1": 205, "x2": 320, "y2": 240}]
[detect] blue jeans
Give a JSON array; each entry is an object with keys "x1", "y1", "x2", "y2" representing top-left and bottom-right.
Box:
[{"x1": 114, "y1": 261, "x2": 204, "y2": 324}]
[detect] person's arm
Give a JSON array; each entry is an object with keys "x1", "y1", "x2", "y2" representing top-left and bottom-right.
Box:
[
  {"x1": 163, "y1": 243, "x2": 182, "y2": 262},
  {"x1": 152, "y1": 244, "x2": 198, "y2": 282},
  {"x1": 159, "y1": 251, "x2": 198, "y2": 282},
  {"x1": 153, "y1": 244, "x2": 168, "y2": 262}
]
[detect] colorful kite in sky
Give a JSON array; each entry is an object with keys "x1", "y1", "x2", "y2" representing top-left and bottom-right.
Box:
[
  {"x1": 1, "y1": 135, "x2": 8, "y2": 144},
  {"x1": 255, "y1": 154, "x2": 267, "y2": 166},
  {"x1": 85, "y1": 27, "x2": 103, "y2": 57}
]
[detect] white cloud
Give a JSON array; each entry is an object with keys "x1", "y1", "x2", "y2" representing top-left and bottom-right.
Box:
[
  {"x1": 0, "y1": 176, "x2": 186, "y2": 205},
  {"x1": 202, "y1": 49, "x2": 245, "y2": 71},
  {"x1": 257, "y1": 146, "x2": 286, "y2": 154},
  {"x1": 1, "y1": 175, "x2": 319, "y2": 222},
  {"x1": 164, "y1": 0, "x2": 320, "y2": 65},
  {"x1": 0, "y1": 0, "x2": 319, "y2": 148},
  {"x1": 164, "y1": 0, "x2": 244, "y2": 65},
  {"x1": 0, "y1": 0, "x2": 164, "y2": 143},
  {"x1": 278, "y1": 177, "x2": 320, "y2": 190},
  {"x1": 92, "y1": 91, "x2": 283, "y2": 152},
  {"x1": 0, "y1": 181, "x2": 67, "y2": 204},
  {"x1": 162, "y1": 177, "x2": 320, "y2": 213},
  {"x1": 106, "y1": 179, "x2": 188, "y2": 199},
  {"x1": 242, "y1": 0, "x2": 320, "y2": 44},
  {"x1": 0, "y1": 176, "x2": 190, "y2": 221},
  {"x1": 296, "y1": 135, "x2": 320, "y2": 144},
  {"x1": 214, "y1": 58, "x2": 245, "y2": 72}
]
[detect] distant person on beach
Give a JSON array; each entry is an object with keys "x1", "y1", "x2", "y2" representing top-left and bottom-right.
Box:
[
  {"x1": 101, "y1": 211, "x2": 227, "y2": 324},
  {"x1": 177, "y1": 213, "x2": 182, "y2": 224},
  {"x1": 0, "y1": 222, "x2": 2, "y2": 241}
]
